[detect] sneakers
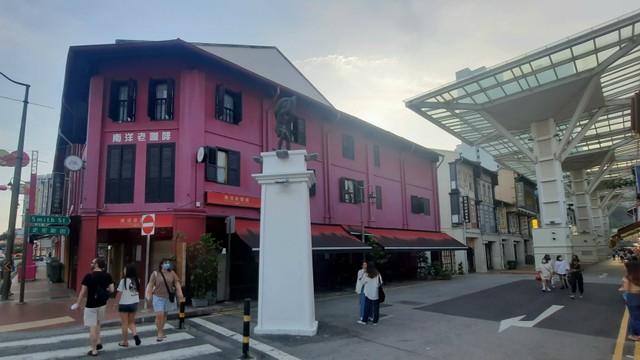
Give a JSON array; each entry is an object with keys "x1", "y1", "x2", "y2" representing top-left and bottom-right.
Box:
[
  {"x1": 570, "y1": 294, "x2": 576, "y2": 299},
  {"x1": 357, "y1": 320, "x2": 366, "y2": 325},
  {"x1": 372, "y1": 322, "x2": 378, "y2": 326},
  {"x1": 579, "y1": 295, "x2": 583, "y2": 298}
]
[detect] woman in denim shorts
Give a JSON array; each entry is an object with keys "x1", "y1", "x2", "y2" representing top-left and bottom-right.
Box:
[{"x1": 115, "y1": 264, "x2": 141, "y2": 347}]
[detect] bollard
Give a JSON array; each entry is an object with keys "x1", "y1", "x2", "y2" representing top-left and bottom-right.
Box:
[
  {"x1": 242, "y1": 298, "x2": 251, "y2": 359},
  {"x1": 178, "y1": 300, "x2": 186, "y2": 329}
]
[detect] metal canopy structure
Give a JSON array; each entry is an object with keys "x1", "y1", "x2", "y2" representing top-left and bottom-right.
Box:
[{"x1": 406, "y1": 10, "x2": 640, "y2": 206}]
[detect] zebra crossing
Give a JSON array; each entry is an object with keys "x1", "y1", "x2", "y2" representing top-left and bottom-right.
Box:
[
  {"x1": 0, "y1": 323, "x2": 221, "y2": 360},
  {"x1": 0, "y1": 318, "x2": 300, "y2": 360}
]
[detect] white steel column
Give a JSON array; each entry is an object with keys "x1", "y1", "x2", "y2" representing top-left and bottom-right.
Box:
[
  {"x1": 253, "y1": 150, "x2": 318, "y2": 336},
  {"x1": 531, "y1": 118, "x2": 572, "y2": 264},
  {"x1": 590, "y1": 192, "x2": 608, "y2": 259},
  {"x1": 570, "y1": 169, "x2": 597, "y2": 262}
]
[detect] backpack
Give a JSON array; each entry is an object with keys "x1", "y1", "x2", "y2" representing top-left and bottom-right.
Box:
[{"x1": 92, "y1": 273, "x2": 110, "y2": 303}]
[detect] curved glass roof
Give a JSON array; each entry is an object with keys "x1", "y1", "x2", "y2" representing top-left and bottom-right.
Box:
[{"x1": 406, "y1": 10, "x2": 640, "y2": 201}]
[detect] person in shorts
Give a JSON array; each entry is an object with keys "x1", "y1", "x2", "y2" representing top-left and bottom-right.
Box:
[
  {"x1": 73, "y1": 257, "x2": 114, "y2": 356},
  {"x1": 114, "y1": 263, "x2": 141, "y2": 347},
  {"x1": 146, "y1": 258, "x2": 184, "y2": 342}
]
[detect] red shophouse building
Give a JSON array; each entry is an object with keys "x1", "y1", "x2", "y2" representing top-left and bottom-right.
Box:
[{"x1": 52, "y1": 39, "x2": 466, "y2": 298}]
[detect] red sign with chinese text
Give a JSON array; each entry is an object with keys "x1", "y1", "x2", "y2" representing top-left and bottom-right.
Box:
[
  {"x1": 205, "y1": 192, "x2": 261, "y2": 209},
  {"x1": 98, "y1": 214, "x2": 173, "y2": 229}
]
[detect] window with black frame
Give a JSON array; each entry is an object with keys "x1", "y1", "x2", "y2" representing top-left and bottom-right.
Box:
[
  {"x1": 148, "y1": 78, "x2": 175, "y2": 120},
  {"x1": 145, "y1": 143, "x2": 175, "y2": 203},
  {"x1": 109, "y1": 79, "x2": 136, "y2": 122},
  {"x1": 342, "y1": 134, "x2": 355, "y2": 160},
  {"x1": 411, "y1": 195, "x2": 431, "y2": 215},
  {"x1": 205, "y1": 146, "x2": 240, "y2": 186},
  {"x1": 215, "y1": 84, "x2": 243, "y2": 124},
  {"x1": 105, "y1": 144, "x2": 136, "y2": 204},
  {"x1": 340, "y1": 177, "x2": 363, "y2": 204}
]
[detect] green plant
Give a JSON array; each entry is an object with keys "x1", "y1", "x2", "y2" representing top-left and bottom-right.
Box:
[
  {"x1": 186, "y1": 233, "x2": 221, "y2": 299},
  {"x1": 457, "y1": 262, "x2": 464, "y2": 275},
  {"x1": 365, "y1": 236, "x2": 389, "y2": 267}
]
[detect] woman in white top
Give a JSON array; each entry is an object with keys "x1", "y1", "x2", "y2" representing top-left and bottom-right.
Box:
[
  {"x1": 115, "y1": 264, "x2": 141, "y2": 347},
  {"x1": 554, "y1": 255, "x2": 569, "y2": 289},
  {"x1": 357, "y1": 261, "x2": 383, "y2": 325},
  {"x1": 355, "y1": 261, "x2": 371, "y2": 321},
  {"x1": 538, "y1": 258, "x2": 554, "y2": 292}
]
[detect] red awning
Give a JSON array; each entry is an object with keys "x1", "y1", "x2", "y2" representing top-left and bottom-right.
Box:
[
  {"x1": 234, "y1": 219, "x2": 371, "y2": 252},
  {"x1": 345, "y1": 226, "x2": 467, "y2": 251}
]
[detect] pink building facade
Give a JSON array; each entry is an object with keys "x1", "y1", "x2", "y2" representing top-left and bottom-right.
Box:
[{"x1": 53, "y1": 40, "x2": 464, "y2": 297}]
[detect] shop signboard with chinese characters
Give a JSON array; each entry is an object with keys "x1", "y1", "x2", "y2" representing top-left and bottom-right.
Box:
[
  {"x1": 49, "y1": 172, "x2": 65, "y2": 215},
  {"x1": 205, "y1": 191, "x2": 261, "y2": 209}
]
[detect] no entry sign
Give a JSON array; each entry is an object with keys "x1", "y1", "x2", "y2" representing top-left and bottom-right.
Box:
[{"x1": 141, "y1": 214, "x2": 155, "y2": 235}]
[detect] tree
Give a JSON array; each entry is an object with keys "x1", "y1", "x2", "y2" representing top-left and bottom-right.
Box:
[{"x1": 186, "y1": 233, "x2": 221, "y2": 299}]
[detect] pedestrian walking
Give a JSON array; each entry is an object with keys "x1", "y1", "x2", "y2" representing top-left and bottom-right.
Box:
[
  {"x1": 146, "y1": 258, "x2": 184, "y2": 342},
  {"x1": 554, "y1": 255, "x2": 569, "y2": 289},
  {"x1": 357, "y1": 261, "x2": 382, "y2": 325},
  {"x1": 73, "y1": 257, "x2": 114, "y2": 356},
  {"x1": 537, "y1": 257, "x2": 553, "y2": 292},
  {"x1": 568, "y1": 255, "x2": 584, "y2": 299},
  {"x1": 355, "y1": 261, "x2": 372, "y2": 321},
  {"x1": 619, "y1": 260, "x2": 640, "y2": 341},
  {"x1": 115, "y1": 264, "x2": 141, "y2": 347}
]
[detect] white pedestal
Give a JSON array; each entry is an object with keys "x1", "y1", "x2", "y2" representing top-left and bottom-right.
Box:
[{"x1": 252, "y1": 150, "x2": 318, "y2": 336}]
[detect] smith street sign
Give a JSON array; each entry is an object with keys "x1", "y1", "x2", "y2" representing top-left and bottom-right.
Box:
[
  {"x1": 29, "y1": 215, "x2": 71, "y2": 225},
  {"x1": 29, "y1": 225, "x2": 69, "y2": 236}
]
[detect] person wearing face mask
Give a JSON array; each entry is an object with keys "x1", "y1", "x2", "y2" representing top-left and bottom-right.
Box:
[
  {"x1": 554, "y1": 255, "x2": 569, "y2": 289},
  {"x1": 146, "y1": 258, "x2": 184, "y2": 342}
]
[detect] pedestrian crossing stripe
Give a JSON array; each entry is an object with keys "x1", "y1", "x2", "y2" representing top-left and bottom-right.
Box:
[
  {"x1": 118, "y1": 344, "x2": 221, "y2": 360},
  {"x1": 0, "y1": 316, "x2": 75, "y2": 333},
  {"x1": 0, "y1": 324, "x2": 168, "y2": 349},
  {"x1": 189, "y1": 318, "x2": 301, "y2": 360},
  {"x1": 0, "y1": 331, "x2": 202, "y2": 360}
]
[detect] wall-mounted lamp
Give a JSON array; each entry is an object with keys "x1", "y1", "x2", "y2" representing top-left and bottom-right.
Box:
[
  {"x1": 274, "y1": 179, "x2": 289, "y2": 184},
  {"x1": 252, "y1": 156, "x2": 263, "y2": 163}
]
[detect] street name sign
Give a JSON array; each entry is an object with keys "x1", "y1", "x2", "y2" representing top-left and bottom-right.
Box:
[
  {"x1": 29, "y1": 225, "x2": 70, "y2": 236},
  {"x1": 29, "y1": 215, "x2": 71, "y2": 225}
]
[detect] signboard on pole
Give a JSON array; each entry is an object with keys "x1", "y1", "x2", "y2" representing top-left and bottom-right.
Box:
[
  {"x1": 141, "y1": 214, "x2": 155, "y2": 236},
  {"x1": 29, "y1": 215, "x2": 70, "y2": 225}
]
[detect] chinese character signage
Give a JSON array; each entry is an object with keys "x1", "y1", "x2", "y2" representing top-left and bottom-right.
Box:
[
  {"x1": 205, "y1": 191, "x2": 261, "y2": 209},
  {"x1": 110, "y1": 131, "x2": 172, "y2": 144},
  {"x1": 50, "y1": 172, "x2": 65, "y2": 215},
  {"x1": 462, "y1": 196, "x2": 470, "y2": 223}
]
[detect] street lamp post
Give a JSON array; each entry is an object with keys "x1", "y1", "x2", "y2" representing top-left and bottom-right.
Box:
[
  {"x1": 356, "y1": 183, "x2": 377, "y2": 243},
  {"x1": 0, "y1": 71, "x2": 30, "y2": 301}
]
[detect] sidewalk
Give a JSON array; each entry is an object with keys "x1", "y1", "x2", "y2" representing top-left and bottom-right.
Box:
[{"x1": 0, "y1": 261, "x2": 244, "y2": 333}]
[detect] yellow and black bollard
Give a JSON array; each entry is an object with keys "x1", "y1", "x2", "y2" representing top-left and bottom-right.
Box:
[
  {"x1": 242, "y1": 298, "x2": 251, "y2": 359},
  {"x1": 178, "y1": 300, "x2": 186, "y2": 329}
]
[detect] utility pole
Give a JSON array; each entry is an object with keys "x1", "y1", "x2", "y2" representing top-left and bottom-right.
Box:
[{"x1": 0, "y1": 71, "x2": 30, "y2": 301}]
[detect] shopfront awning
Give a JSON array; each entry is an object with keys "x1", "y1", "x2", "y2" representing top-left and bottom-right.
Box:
[
  {"x1": 347, "y1": 226, "x2": 467, "y2": 251},
  {"x1": 234, "y1": 219, "x2": 371, "y2": 252},
  {"x1": 613, "y1": 220, "x2": 640, "y2": 239}
]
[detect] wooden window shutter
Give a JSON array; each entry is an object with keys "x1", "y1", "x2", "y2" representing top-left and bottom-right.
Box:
[
  {"x1": 227, "y1": 150, "x2": 241, "y2": 186},
  {"x1": 355, "y1": 180, "x2": 364, "y2": 204},
  {"x1": 105, "y1": 146, "x2": 121, "y2": 203},
  {"x1": 233, "y1": 91, "x2": 242, "y2": 123},
  {"x1": 127, "y1": 79, "x2": 137, "y2": 121},
  {"x1": 375, "y1": 185, "x2": 382, "y2": 209},
  {"x1": 205, "y1": 147, "x2": 217, "y2": 181},
  {"x1": 423, "y1": 197, "x2": 430, "y2": 215},
  {"x1": 339, "y1": 177, "x2": 347, "y2": 202},
  {"x1": 215, "y1": 84, "x2": 225, "y2": 119},
  {"x1": 145, "y1": 144, "x2": 161, "y2": 202},
  {"x1": 147, "y1": 79, "x2": 157, "y2": 119},
  {"x1": 108, "y1": 81, "x2": 119, "y2": 121},
  {"x1": 119, "y1": 145, "x2": 136, "y2": 203},
  {"x1": 166, "y1": 78, "x2": 175, "y2": 119},
  {"x1": 159, "y1": 144, "x2": 175, "y2": 202},
  {"x1": 297, "y1": 118, "x2": 306, "y2": 145}
]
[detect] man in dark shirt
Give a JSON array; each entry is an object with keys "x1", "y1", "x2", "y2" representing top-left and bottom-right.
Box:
[{"x1": 73, "y1": 257, "x2": 114, "y2": 356}]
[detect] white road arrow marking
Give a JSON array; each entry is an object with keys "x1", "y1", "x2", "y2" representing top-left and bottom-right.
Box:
[
  {"x1": 599, "y1": 273, "x2": 608, "y2": 278},
  {"x1": 498, "y1": 305, "x2": 564, "y2": 332}
]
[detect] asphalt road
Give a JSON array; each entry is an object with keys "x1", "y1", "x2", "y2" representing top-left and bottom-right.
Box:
[{"x1": 1, "y1": 259, "x2": 633, "y2": 359}]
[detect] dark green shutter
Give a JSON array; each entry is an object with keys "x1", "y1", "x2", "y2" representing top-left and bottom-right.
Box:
[
  {"x1": 127, "y1": 79, "x2": 136, "y2": 121},
  {"x1": 147, "y1": 79, "x2": 157, "y2": 119},
  {"x1": 108, "y1": 81, "x2": 119, "y2": 121},
  {"x1": 355, "y1": 180, "x2": 364, "y2": 204},
  {"x1": 120, "y1": 145, "x2": 136, "y2": 203},
  {"x1": 339, "y1": 177, "x2": 346, "y2": 202},
  {"x1": 160, "y1": 144, "x2": 175, "y2": 202},
  {"x1": 166, "y1": 78, "x2": 175, "y2": 120},
  {"x1": 215, "y1": 84, "x2": 225, "y2": 119},
  {"x1": 233, "y1": 91, "x2": 242, "y2": 123},
  {"x1": 205, "y1": 147, "x2": 217, "y2": 181},
  {"x1": 227, "y1": 150, "x2": 241, "y2": 186},
  {"x1": 105, "y1": 146, "x2": 122, "y2": 203}
]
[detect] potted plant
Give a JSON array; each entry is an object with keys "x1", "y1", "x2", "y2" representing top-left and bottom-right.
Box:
[{"x1": 186, "y1": 233, "x2": 221, "y2": 307}]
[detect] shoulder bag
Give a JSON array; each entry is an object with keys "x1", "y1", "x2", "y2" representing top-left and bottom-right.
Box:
[
  {"x1": 378, "y1": 275, "x2": 386, "y2": 303},
  {"x1": 159, "y1": 271, "x2": 176, "y2": 303}
]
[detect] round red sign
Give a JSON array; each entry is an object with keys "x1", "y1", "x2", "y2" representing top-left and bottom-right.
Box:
[{"x1": 141, "y1": 215, "x2": 155, "y2": 235}]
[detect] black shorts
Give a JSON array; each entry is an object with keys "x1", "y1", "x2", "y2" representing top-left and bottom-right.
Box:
[{"x1": 118, "y1": 303, "x2": 138, "y2": 313}]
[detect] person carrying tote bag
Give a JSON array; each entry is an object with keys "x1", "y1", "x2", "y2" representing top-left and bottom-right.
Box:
[{"x1": 357, "y1": 261, "x2": 382, "y2": 326}]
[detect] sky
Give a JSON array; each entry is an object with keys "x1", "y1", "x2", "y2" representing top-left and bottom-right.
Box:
[{"x1": 0, "y1": 0, "x2": 638, "y2": 231}]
